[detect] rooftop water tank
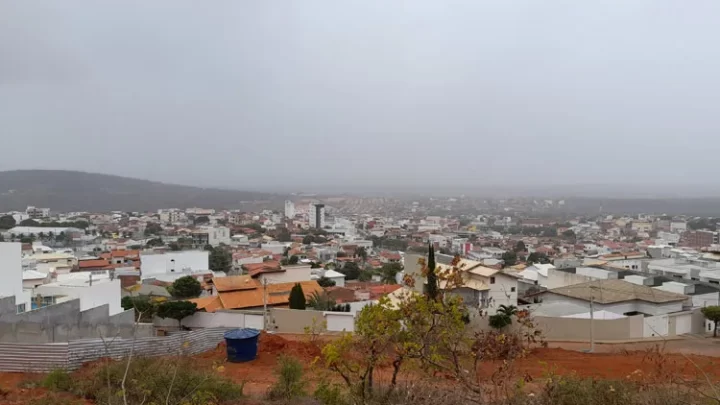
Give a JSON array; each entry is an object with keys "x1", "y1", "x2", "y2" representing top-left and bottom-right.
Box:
[{"x1": 224, "y1": 328, "x2": 261, "y2": 363}]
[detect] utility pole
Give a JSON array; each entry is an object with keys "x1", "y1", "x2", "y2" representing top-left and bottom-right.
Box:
[
  {"x1": 262, "y1": 278, "x2": 268, "y2": 331},
  {"x1": 589, "y1": 294, "x2": 595, "y2": 353}
]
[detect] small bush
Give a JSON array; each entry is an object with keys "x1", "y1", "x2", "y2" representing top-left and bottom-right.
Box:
[
  {"x1": 313, "y1": 379, "x2": 347, "y2": 405},
  {"x1": 72, "y1": 357, "x2": 243, "y2": 405},
  {"x1": 29, "y1": 392, "x2": 83, "y2": 405},
  {"x1": 267, "y1": 355, "x2": 306, "y2": 401},
  {"x1": 41, "y1": 369, "x2": 73, "y2": 392}
]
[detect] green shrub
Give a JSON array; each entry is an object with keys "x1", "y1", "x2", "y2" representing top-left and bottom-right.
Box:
[
  {"x1": 267, "y1": 355, "x2": 306, "y2": 401},
  {"x1": 41, "y1": 368, "x2": 73, "y2": 392},
  {"x1": 72, "y1": 357, "x2": 243, "y2": 405},
  {"x1": 313, "y1": 379, "x2": 347, "y2": 405}
]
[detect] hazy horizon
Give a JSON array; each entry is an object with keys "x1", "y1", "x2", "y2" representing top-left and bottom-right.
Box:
[{"x1": 2, "y1": 1, "x2": 720, "y2": 194}]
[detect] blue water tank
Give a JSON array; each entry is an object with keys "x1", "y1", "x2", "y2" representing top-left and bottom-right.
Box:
[{"x1": 224, "y1": 328, "x2": 261, "y2": 363}]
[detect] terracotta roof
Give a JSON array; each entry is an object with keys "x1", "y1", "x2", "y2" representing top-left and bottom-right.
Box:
[
  {"x1": 368, "y1": 284, "x2": 402, "y2": 299},
  {"x1": 188, "y1": 296, "x2": 224, "y2": 313},
  {"x1": 213, "y1": 275, "x2": 260, "y2": 292},
  {"x1": 78, "y1": 259, "x2": 112, "y2": 269},
  {"x1": 242, "y1": 261, "x2": 283, "y2": 277},
  {"x1": 100, "y1": 249, "x2": 140, "y2": 259},
  {"x1": 326, "y1": 286, "x2": 357, "y2": 303},
  {"x1": 218, "y1": 280, "x2": 323, "y2": 310}
]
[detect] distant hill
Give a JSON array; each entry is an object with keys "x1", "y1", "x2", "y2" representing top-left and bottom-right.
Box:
[{"x1": 0, "y1": 170, "x2": 282, "y2": 212}]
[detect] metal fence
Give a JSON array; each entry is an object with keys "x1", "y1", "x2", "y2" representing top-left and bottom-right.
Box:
[{"x1": 0, "y1": 328, "x2": 231, "y2": 372}]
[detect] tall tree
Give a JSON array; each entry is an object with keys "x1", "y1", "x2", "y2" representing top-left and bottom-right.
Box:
[
  {"x1": 702, "y1": 306, "x2": 720, "y2": 337},
  {"x1": 501, "y1": 251, "x2": 518, "y2": 267},
  {"x1": 514, "y1": 241, "x2": 526, "y2": 252},
  {"x1": 288, "y1": 283, "x2": 306, "y2": 310},
  {"x1": 169, "y1": 276, "x2": 202, "y2": 298},
  {"x1": 0, "y1": 215, "x2": 16, "y2": 230},
  {"x1": 157, "y1": 301, "x2": 197, "y2": 328},
  {"x1": 426, "y1": 244, "x2": 439, "y2": 301},
  {"x1": 209, "y1": 247, "x2": 232, "y2": 272}
]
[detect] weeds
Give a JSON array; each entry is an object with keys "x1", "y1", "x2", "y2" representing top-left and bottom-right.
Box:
[
  {"x1": 66, "y1": 357, "x2": 243, "y2": 405},
  {"x1": 40, "y1": 368, "x2": 73, "y2": 392},
  {"x1": 29, "y1": 392, "x2": 84, "y2": 405},
  {"x1": 267, "y1": 355, "x2": 306, "y2": 401}
]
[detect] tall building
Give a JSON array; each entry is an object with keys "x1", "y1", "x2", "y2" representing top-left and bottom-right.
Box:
[
  {"x1": 284, "y1": 200, "x2": 295, "y2": 219},
  {"x1": 308, "y1": 203, "x2": 325, "y2": 229}
]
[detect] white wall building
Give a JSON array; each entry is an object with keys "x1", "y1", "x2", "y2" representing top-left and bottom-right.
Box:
[
  {"x1": 284, "y1": 200, "x2": 295, "y2": 219},
  {"x1": 671, "y1": 222, "x2": 688, "y2": 234},
  {"x1": 140, "y1": 251, "x2": 209, "y2": 279},
  {"x1": 34, "y1": 273, "x2": 123, "y2": 315},
  {"x1": 0, "y1": 243, "x2": 32, "y2": 313}
]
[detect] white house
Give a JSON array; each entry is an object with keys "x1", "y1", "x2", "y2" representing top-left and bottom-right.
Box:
[
  {"x1": 34, "y1": 272, "x2": 123, "y2": 315},
  {"x1": 322, "y1": 269, "x2": 346, "y2": 287},
  {"x1": 435, "y1": 259, "x2": 518, "y2": 315},
  {"x1": 140, "y1": 250, "x2": 209, "y2": 280},
  {"x1": 519, "y1": 263, "x2": 556, "y2": 287}
]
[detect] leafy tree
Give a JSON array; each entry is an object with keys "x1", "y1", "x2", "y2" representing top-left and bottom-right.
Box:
[
  {"x1": 169, "y1": 276, "x2": 202, "y2": 299},
  {"x1": 0, "y1": 215, "x2": 16, "y2": 230},
  {"x1": 209, "y1": 247, "x2": 232, "y2": 272},
  {"x1": 288, "y1": 283, "x2": 306, "y2": 310},
  {"x1": 38, "y1": 231, "x2": 45, "y2": 240},
  {"x1": 310, "y1": 262, "x2": 322, "y2": 269},
  {"x1": 380, "y1": 262, "x2": 403, "y2": 285},
  {"x1": 169, "y1": 242, "x2": 181, "y2": 251},
  {"x1": 145, "y1": 238, "x2": 164, "y2": 247},
  {"x1": 426, "y1": 244, "x2": 439, "y2": 301},
  {"x1": 527, "y1": 252, "x2": 550, "y2": 265},
  {"x1": 501, "y1": 251, "x2": 518, "y2": 267},
  {"x1": 0, "y1": 235, "x2": 3, "y2": 242},
  {"x1": 144, "y1": 222, "x2": 163, "y2": 235},
  {"x1": 358, "y1": 271, "x2": 373, "y2": 282},
  {"x1": 289, "y1": 255, "x2": 299, "y2": 265},
  {"x1": 157, "y1": 301, "x2": 197, "y2": 328},
  {"x1": 193, "y1": 215, "x2": 210, "y2": 225},
  {"x1": 541, "y1": 227, "x2": 558, "y2": 237},
  {"x1": 317, "y1": 276, "x2": 336, "y2": 287},
  {"x1": 489, "y1": 305, "x2": 518, "y2": 329},
  {"x1": 562, "y1": 229, "x2": 576, "y2": 240},
  {"x1": 338, "y1": 262, "x2": 361, "y2": 280},
  {"x1": 355, "y1": 247, "x2": 368, "y2": 262},
  {"x1": 302, "y1": 235, "x2": 315, "y2": 245},
  {"x1": 277, "y1": 229, "x2": 292, "y2": 242},
  {"x1": 20, "y1": 237, "x2": 32, "y2": 244},
  {"x1": 306, "y1": 290, "x2": 337, "y2": 310},
  {"x1": 514, "y1": 241, "x2": 526, "y2": 252},
  {"x1": 19, "y1": 219, "x2": 39, "y2": 226},
  {"x1": 702, "y1": 306, "x2": 720, "y2": 337},
  {"x1": 121, "y1": 296, "x2": 157, "y2": 322}
]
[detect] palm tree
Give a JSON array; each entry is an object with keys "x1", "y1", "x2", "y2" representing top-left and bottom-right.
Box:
[
  {"x1": 38, "y1": 232, "x2": 45, "y2": 240},
  {"x1": 306, "y1": 291, "x2": 337, "y2": 311},
  {"x1": 47, "y1": 231, "x2": 55, "y2": 241},
  {"x1": 496, "y1": 305, "x2": 518, "y2": 317},
  {"x1": 9, "y1": 234, "x2": 15, "y2": 242}
]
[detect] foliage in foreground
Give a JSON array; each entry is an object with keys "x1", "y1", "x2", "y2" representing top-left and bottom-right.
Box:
[
  {"x1": 267, "y1": 355, "x2": 306, "y2": 401},
  {"x1": 57, "y1": 357, "x2": 243, "y2": 405}
]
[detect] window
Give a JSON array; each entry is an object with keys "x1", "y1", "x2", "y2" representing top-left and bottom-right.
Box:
[
  {"x1": 510, "y1": 287, "x2": 516, "y2": 292},
  {"x1": 16, "y1": 304, "x2": 25, "y2": 314},
  {"x1": 710, "y1": 280, "x2": 720, "y2": 285},
  {"x1": 490, "y1": 277, "x2": 496, "y2": 284}
]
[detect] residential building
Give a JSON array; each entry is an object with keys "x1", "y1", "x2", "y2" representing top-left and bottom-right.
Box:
[
  {"x1": 191, "y1": 276, "x2": 322, "y2": 311},
  {"x1": 533, "y1": 280, "x2": 691, "y2": 329},
  {"x1": 434, "y1": 258, "x2": 518, "y2": 315},
  {"x1": 321, "y1": 269, "x2": 346, "y2": 287},
  {"x1": 140, "y1": 250, "x2": 210, "y2": 281},
  {"x1": 191, "y1": 226, "x2": 231, "y2": 247},
  {"x1": 25, "y1": 206, "x2": 50, "y2": 219},
  {"x1": 481, "y1": 247, "x2": 506, "y2": 259},
  {"x1": 34, "y1": 272, "x2": 123, "y2": 315},
  {"x1": 309, "y1": 203, "x2": 326, "y2": 229},
  {"x1": 243, "y1": 263, "x2": 313, "y2": 285},
  {"x1": 158, "y1": 209, "x2": 185, "y2": 224},
  {"x1": 519, "y1": 263, "x2": 556, "y2": 287},
  {"x1": 682, "y1": 230, "x2": 718, "y2": 248},
  {"x1": 671, "y1": 221, "x2": 688, "y2": 234},
  {"x1": 284, "y1": 200, "x2": 295, "y2": 218}
]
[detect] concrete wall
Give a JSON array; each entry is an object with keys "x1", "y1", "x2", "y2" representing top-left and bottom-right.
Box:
[
  {"x1": 535, "y1": 314, "x2": 644, "y2": 341},
  {"x1": 540, "y1": 293, "x2": 684, "y2": 317},
  {"x1": 0, "y1": 242, "x2": 30, "y2": 310},
  {"x1": 546, "y1": 269, "x2": 596, "y2": 289},
  {"x1": 269, "y1": 308, "x2": 326, "y2": 334},
  {"x1": 0, "y1": 296, "x2": 151, "y2": 343},
  {"x1": 153, "y1": 310, "x2": 263, "y2": 330}
]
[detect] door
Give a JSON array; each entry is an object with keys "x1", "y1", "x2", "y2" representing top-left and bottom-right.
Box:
[{"x1": 674, "y1": 314, "x2": 692, "y2": 335}]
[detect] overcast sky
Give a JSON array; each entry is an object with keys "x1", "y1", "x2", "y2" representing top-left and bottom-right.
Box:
[{"x1": 1, "y1": 1, "x2": 719, "y2": 194}]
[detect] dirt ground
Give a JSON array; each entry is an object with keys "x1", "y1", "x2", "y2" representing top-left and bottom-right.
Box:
[{"x1": 2, "y1": 333, "x2": 720, "y2": 403}]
